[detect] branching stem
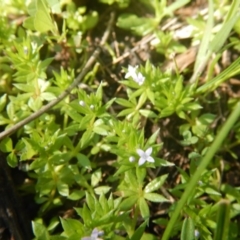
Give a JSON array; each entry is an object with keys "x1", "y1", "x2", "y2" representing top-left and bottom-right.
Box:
[{"x1": 0, "y1": 12, "x2": 115, "y2": 141}]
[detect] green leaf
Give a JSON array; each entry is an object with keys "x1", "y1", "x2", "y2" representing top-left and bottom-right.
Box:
[
  {"x1": 107, "y1": 193, "x2": 114, "y2": 209},
  {"x1": 130, "y1": 220, "x2": 148, "y2": 240},
  {"x1": 136, "y1": 167, "x2": 146, "y2": 185},
  {"x1": 114, "y1": 165, "x2": 133, "y2": 176},
  {"x1": 193, "y1": 0, "x2": 214, "y2": 73},
  {"x1": 47, "y1": 217, "x2": 60, "y2": 232},
  {"x1": 66, "y1": 109, "x2": 83, "y2": 122},
  {"x1": 7, "y1": 102, "x2": 15, "y2": 120},
  {"x1": 97, "y1": 209, "x2": 115, "y2": 225},
  {"x1": 205, "y1": 187, "x2": 221, "y2": 196},
  {"x1": 75, "y1": 205, "x2": 91, "y2": 223},
  {"x1": 95, "y1": 82, "x2": 103, "y2": 99},
  {"x1": 91, "y1": 168, "x2": 102, "y2": 187},
  {"x1": 146, "y1": 88, "x2": 155, "y2": 104},
  {"x1": 99, "y1": 193, "x2": 109, "y2": 213},
  {"x1": 137, "y1": 92, "x2": 147, "y2": 108},
  {"x1": 144, "y1": 193, "x2": 169, "y2": 203},
  {"x1": 196, "y1": 56, "x2": 240, "y2": 94},
  {"x1": 117, "y1": 14, "x2": 158, "y2": 36},
  {"x1": 68, "y1": 190, "x2": 85, "y2": 200},
  {"x1": 210, "y1": 13, "x2": 240, "y2": 53},
  {"x1": 41, "y1": 92, "x2": 56, "y2": 101},
  {"x1": 0, "y1": 137, "x2": 12, "y2": 152},
  {"x1": 160, "y1": 106, "x2": 175, "y2": 118},
  {"x1": 155, "y1": 157, "x2": 175, "y2": 167},
  {"x1": 23, "y1": 16, "x2": 36, "y2": 31},
  {"x1": 93, "y1": 120, "x2": 108, "y2": 135},
  {"x1": 94, "y1": 186, "x2": 111, "y2": 195},
  {"x1": 39, "y1": 57, "x2": 54, "y2": 69},
  {"x1": 28, "y1": 96, "x2": 42, "y2": 111},
  {"x1": 57, "y1": 181, "x2": 69, "y2": 196},
  {"x1": 181, "y1": 217, "x2": 195, "y2": 240},
  {"x1": 13, "y1": 83, "x2": 34, "y2": 92},
  {"x1": 32, "y1": 221, "x2": 50, "y2": 240},
  {"x1": 214, "y1": 199, "x2": 230, "y2": 240},
  {"x1": 7, "y1": 152, "x2": 18, "y2": 167},
  {"x1": 60, "y1": 218, "x2": 84, "y2": 237},
  {"x1": 34, "y1": 0, "x2": 56, "y2": 33},
  {"x1": 139, "y1": 197, "x2": 149, "y2": 219},
  {"x1": 125, "y1": 170, "x2": 138, "y2": 188},
  {"x1": 139, "y1": 109, "x2": 158, "y2": 118},
  {"x1": 119, "y1": 195, "x2": 138, "y2": 211},
  {"x1": 86, "y1": 192, "x2": 96, "y2": 211},
  {"x1": 21, "y1": 138, "x2": 37, "y2": 160},
  {"x1": 0, "y1": 115, "x2": 11, "y2": 125},
  {"x1": 47, "y1": 0, "x2": 61, "y2": 14},
  {"x1": 198, "y1": 113, "x2": 216, "y2": 124},
  {"x1": 76, "y1": 153, "x2": 91, "y2": 169},
  {"x1": 92, "y1": 126, "x2": 108, "y2": 135},
  {"x1": 221, "y1": 184, "x2": 240, "y2": 200},
  {"x1": 30, "y1": 157, "x2": 47, "y2": 170},
  {"x1": 146, "y1": 128, "x2": 160, "y2": 146},
  {"x1": 116, "y1": 98, "x2": 134, "y2": 108},
  {"x1": 79, "y1": 130, "x2": 94, "y2": 150},
  {"x1": 81, "y1": 11, "x2": 99, "y2": 32},
  {"x1": 0, "y1": 94, "x2": 7, "y2": 112},
  {"x1": 184, "y1": 102, "x2": 202, "y2": 111},
  {"x1": 174, "y1": 76, "x2": 183, "y2": 95},
  {"x1": 27, "y1": 0, "x2": 37, "y2": 15},
  {"x1": 99, "y1": 0, "x2": 115, "y2": 5},
  {"x1": 117, "y1": 108, "x2": 135, "y2": 117},
  {"x1": 144, "y1": 174, "x2": 168, "y2": 193},
  {"x1": 104, "y1": 97, "x2": 116, "y2": 110}
]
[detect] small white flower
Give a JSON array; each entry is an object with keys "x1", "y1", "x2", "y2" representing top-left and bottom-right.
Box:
[
  {"x1": 135, "y1": 72, "x2": 145, "y2": 85},
  {"x1": 81, "y1": 228, "x2": 104, "y2": 240},
  {"x1": 31, "y1": 42, "x2": 38, "y2": 52},
  {"x1": 137, "y1": 147, "x2": 154, "y2": 166},
  {"x1": 125, "y1": 65, "x2": 138, "y2": 79},
  {"x1": 79, "y1": 100, "x2": 85, "y2": 106},
  {"x1": 129, "y1": 156, "x2": 135, "y2": 162},
  {"x1": 194, "y1": 229, "x2": 200, "y2": 238},
  {"x1": 23, "y1": 46, "x2": 28, "y2": 55},
  {"x1": 125, "y1": 65, "x2": 145, "y2": 85},
  {"x1": 90, "y1": 104, "x2": 94, "y2": 109}
]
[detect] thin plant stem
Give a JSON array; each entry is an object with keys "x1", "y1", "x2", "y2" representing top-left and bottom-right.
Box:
[{"x1": 0, "y1": 12, "x2": 115, "y2": 141}]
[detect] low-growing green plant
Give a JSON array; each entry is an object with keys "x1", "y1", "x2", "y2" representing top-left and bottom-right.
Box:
[{"x1": 0, "y1": 0, "x2": 240, "y2": 239}]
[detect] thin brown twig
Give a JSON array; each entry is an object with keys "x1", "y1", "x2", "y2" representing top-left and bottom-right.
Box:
[
  {"x1": 111, "y1": 18, "x2": 178, "y2": 65},
  {"x1": 0, "y1": 12, "x2": 115, "y2": 141}
]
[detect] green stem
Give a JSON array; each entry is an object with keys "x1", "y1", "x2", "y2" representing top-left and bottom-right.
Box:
[{"x1": 162, "y1": 101, "x2": 240, "y2": 240}]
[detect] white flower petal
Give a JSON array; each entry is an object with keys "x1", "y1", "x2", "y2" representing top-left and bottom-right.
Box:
[
  {"x1": 145, "y1": 147, "x2": 152, "y2": 156},
  {"x1": 125, "y1": 72, "x2": 131, "y2": 78},
  {"x1": 126, "y1": 72, "x2": 137, "y2": 80},
  {"x1": 147, "y1": 156, "x2": 154, "y2": 163},
  {"x1": 91, "y1": 228, "x2": 99, "y2": 238},
  {"x1": 128, "y1": 65, "x2": 138, "y2": 71},
  {"x1": 138, "y1": 157, "x2": 146, "y2": 166},
  {"x1": 125, "y1": 65, "x2": 138, "y2": 79},
  {"x1": 194, "y1": 230, "x2": 200, "y2": 238},
  {"x1": 125, "y1": 65, "x2": 145, "y2": 85},
  {"x1": 135, "y1": 73, "x2": 145, "y2": 85},
  {"x1": 136, "y1": 147, "x2": 154, "y2": 165},
  {"x1": 137, "y1": 149, "x2": 145, "y2": 156}
]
